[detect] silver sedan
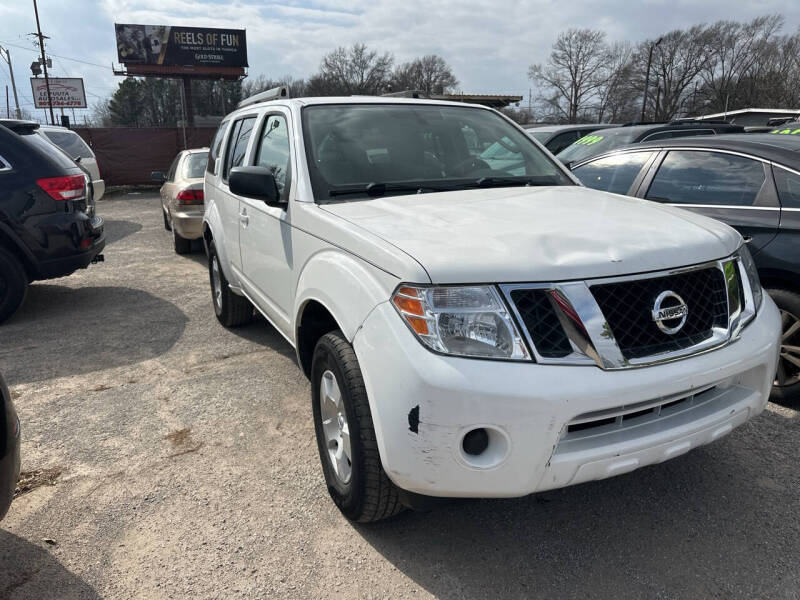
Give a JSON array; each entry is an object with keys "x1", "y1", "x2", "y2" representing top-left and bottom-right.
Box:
[{"x1": 152, "y1": 148, "x2": 208, "y2": 254}]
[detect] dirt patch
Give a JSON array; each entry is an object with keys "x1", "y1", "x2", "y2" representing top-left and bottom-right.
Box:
[
  {"x1": 15, "y1": 467, "x2": 63, "y2": 497},
  {"x1": 164, "y1": 428, "x2": 203, "y2": 458}
]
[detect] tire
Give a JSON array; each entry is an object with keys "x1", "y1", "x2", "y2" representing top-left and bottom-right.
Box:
[
  {"x1": 767, "y1": 288, "x2": 800, "y2": 406},
  {"x1": 172, "y1": 226, "x2": 192, "y2": 255},
  {"x1": 311, "y1": 331, "x2": 403, "y2": 522},
  {"x1": 208, "y1": 241, "x2": 252, "y2": 327},
  {"x1": 0, "y1": 246, "x2": 28, "y2": 324},
  {"x1": 163, "y1": 209, "x2": 172, "y2": 231}
]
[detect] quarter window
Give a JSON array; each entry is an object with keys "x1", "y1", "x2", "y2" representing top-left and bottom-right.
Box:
[
  {"x1": 255, "y1": 115, "x2": 292, "y2": 202},
  {"x1": 572, "y1": 152, "x2": 652, "y2": 195},
  {"x1": 646, "y1": 150, "x2": 765, "y2": 206},
  {"x1": 774, "y1": 167, "x2": 800, "y2": 209},
  {"x1": 207, "y1": 121, "x2": 230, "y2": 174},
  {"x1": 166, "y1": 155, "x2": 181, "y2": 182}
]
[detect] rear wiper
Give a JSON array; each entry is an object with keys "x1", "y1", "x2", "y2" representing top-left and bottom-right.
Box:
[{"x1": 328, "y1": 182, "x2": 447, "y2": 198}]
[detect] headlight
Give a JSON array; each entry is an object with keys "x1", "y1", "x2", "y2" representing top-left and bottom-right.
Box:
[
  {"x1": 392, "y1": 285, "x2": 530, "y2": 360},
  {"x1": 738, "y1": 244, "x2": 763, "y2": 310}
]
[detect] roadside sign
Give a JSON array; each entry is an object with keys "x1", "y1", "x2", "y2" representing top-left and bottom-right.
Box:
[{"x1": 30, "y1": 77, "x2": 87, "y2": 109}]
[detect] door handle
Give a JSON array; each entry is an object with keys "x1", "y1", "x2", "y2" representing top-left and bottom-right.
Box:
[{"x1": 239, "y1": 210, "x2": 249, "y2": 226}]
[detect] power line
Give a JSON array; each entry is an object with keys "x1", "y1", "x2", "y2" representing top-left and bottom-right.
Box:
[{"x1": 0, "y1": 40, "x2": 111, "y2": 70}]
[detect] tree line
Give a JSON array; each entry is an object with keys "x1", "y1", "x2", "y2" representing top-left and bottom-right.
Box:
[
  {"x1": 95, "y1": 14, "x2": 800, "y2": 127},
  {"x1": 96, "y1": 45, "x2": 459, "y2": 127},
  {"x1": 530, "y1": 15, "x2": 800, "y2": 123}
]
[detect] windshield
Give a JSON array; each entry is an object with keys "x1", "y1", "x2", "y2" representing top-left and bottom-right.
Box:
[
  {"x1": 184, "y1": 152, "x2": 209, "y2": 179},
  {"x1": 302, "y1": 104, "x2": 572, "y2": 199},
  {"x1": 556, "y1": 128, "x2": 637, "y2": 165}
]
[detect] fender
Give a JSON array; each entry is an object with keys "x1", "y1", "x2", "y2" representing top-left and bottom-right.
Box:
[
  {"x1": 203, "y1": 201, "x2": 240, "y2": 289},
  {"x1": 0, "y1": 220, "x2": 38, "y2": 277},
  {"x1": 294, "y1": 248, "x2": 400, "y2": 343}
]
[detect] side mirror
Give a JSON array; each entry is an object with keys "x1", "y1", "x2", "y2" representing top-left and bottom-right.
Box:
[
  {"x1": 229, "y1": 166, "x2": 282, "y2": 205},
  {"x1": 151, "y1": 171, "x2": 166, "y2": 183}
]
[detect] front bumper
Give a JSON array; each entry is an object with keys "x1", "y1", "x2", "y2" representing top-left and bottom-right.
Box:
[
  {"x1": 352, "y1": 296, "x2": 781, "y2": 498},
  {"x1": 171, "y1": 209, "x2": 204, "y2": 240}
]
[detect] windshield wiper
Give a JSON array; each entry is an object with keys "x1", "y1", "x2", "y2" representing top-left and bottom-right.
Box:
[
  {"x1": 473, "y1": 176, "x2": 559, "y2": 188},
  {"x1": 328, "y1": 182, "x2": 447, "y2": 198}
]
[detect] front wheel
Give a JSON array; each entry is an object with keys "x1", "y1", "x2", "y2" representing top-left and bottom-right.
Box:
[
  {"x1": 311, "y1": 331, "x2": 403, "y2": 522},
  {"x1": 768, "y1": 288, "x2": 800, "y2": 406},
  {"x1": 208, "y1": 241, "x2": 252, "y2": 327}
]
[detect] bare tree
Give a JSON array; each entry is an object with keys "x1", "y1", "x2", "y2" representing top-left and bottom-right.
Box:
[
  {"x1": 391, "y1": 55, "x2": 459, "y2": 95},
  {"x1": 595, "y1": 42, "x2": 637, "y2": 122},
  {"x1": 641, "y1": 25, "x2": 715, "y2": 120},
  {"x1": 528, "y1": 28, "x2": 608, "y2": 123},
  {"x1": 699, "y1": 15, "x2": 784, "y2": 113},
  {"x1": 306, "y1": 43, "x2": 393, "y2": 96}
]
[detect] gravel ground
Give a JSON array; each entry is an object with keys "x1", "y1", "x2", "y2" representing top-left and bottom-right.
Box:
[{"x1": 0, "y1": 192, "x2": 798, "y2": 599}]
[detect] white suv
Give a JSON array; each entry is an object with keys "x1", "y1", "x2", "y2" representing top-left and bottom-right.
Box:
[{"x1": 203, "y1": 92, "x2": 781, "y2": 522}]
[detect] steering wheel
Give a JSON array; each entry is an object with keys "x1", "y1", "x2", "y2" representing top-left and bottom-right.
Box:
[{"x1": 450, "y1": 156, "x2": 491, "y2": 176}]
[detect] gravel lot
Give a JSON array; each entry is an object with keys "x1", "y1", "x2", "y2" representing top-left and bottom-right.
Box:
[{"x1": 1, "y1": 192, "x2": 799, "y2": 599}]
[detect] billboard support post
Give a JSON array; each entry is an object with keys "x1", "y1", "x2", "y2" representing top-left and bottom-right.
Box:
[
  {"x1": 32, "y1": 0, "x2": 55, "y2": 125},
  {"x1": 182, "y1": 76, "x2": 194, "y2": 128}
]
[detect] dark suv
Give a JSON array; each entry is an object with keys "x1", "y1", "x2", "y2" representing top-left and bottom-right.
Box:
[
  {"x1": 570, "y1": 133, "x2": 800, "y2": 403},
  {"x1": 0, "y1": 122, "x2": 105, "y2": 323},
  {"x1": 556, "y1": 120, "x2": 746, "y2": 166}
]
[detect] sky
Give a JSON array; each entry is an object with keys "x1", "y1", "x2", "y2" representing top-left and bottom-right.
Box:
[{"x1": 1, "y1": 0, "x2": 799, "y2": 124}]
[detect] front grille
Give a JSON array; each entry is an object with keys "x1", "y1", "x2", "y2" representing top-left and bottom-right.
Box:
[
  {"x1": 591, "y1": 267, "x2": 728, "y2": 360},
  {"x1": 510, "y1": 289, "x2": 572, "y2": 358}
]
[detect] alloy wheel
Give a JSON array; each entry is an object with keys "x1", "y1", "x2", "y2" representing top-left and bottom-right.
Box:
[
  {"x1": 319, "y1": 369, "x2": 352, "y2": 484},
  {"x1": 775, "y1": 309, "x2": 800, "y2": 387},
  {"x1": 211, "y1": 256, "x2": 223, "y2": 312}
]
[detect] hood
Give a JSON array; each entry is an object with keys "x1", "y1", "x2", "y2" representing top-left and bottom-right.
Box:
[{"x1": 320, "y1": 186, "x2": 741, "y2": 284}]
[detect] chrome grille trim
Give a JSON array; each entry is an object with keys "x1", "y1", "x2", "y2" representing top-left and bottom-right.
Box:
[{"x1": 501, "y1": 254, "x2": 756, "y2": 370}]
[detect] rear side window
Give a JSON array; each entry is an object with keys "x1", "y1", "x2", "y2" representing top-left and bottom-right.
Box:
[
  {"x1": 547, "y1": 131, "x2": 580, "y2": 154},
  {"x1": 774, "y1": 167, "x2": 800, "y2": 209},
  {"x1": 646, "y1": 150, "x2": 765, "y2": 206},
  {"x1": 207, "y1": 121, "x2": 230, "y2": 174},
  {"x1": 223, "y1": 116, "x2": 256, "y2": 182},
  {"x1": 166, "y1": 154, "x2": 181, "y2": 182},
  {"x1": 572, "y1": 152, "x2": 652, "y2": 195},
  {"x1": 184, "y1": 152, "x2": 209, "y2": 179},
  {"x1": 43, "y1": 130, "x2": 94, "y2": 159},
  {"x1": 20, "y1": 132, "x2": 77, "y2": 170}
]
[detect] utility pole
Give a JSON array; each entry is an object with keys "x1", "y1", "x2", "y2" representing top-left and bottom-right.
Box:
[
  {"x1": 640, "y1": 37, "x2": 663, "y2": 123},
  {"x1": 0, "y1": 46, "x2": 21, "y2": 119},
  {"x1": 32, "y1": 0, "x2": 55, "y2": 125},
  {"x1": 5, "y1": 85, "x2": 9, "y2": 117}
]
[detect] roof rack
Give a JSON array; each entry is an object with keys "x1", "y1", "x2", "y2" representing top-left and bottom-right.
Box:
[
  {"x1": 621, "y1": 121, "x2": 665, "y2": 127},
  {"x1": 381, "y1": 90, "x2": 428, "y2": 99},
  {"x1": 237, "y1": 86, "x2": 289, "y2": 109},
  {"x1": 669, "y1": 118, "x2": 730, "y2": 125}
]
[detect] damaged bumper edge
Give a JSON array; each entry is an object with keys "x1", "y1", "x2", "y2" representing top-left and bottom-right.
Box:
[{"x1": 352, "y1": 298, "x2": 781, "y2": 498}]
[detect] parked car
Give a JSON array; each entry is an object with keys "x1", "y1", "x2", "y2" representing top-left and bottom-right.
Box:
[
  {"x1": 152, "y1": 148, "x2": 209, "y2": 254},
  {"x1": 569, "y1": 133, "x2": 800, "y2": 403},
  {"x1": 770, "y1": 121, "x2": 800, "y2": 135},
  {"x1": 204, "y1": 91, "x2": 779, "y2": 522},
  {"x1": 36, "y1": 124, "x2": 105, "y2": 201},
  {"x1": 556, "y1": 121, "x2": 746, "y2": 166},
  {"x1": 526, "y1": 123, "x2": 620, "y2": 155},
  {"x1": 0, "y1": 372, "x2": 20, "y2": 521},
  {"x1": 0, "y1": 123, "x2": 105, "y2": 323},
  {"x1": 0, "y1": 120, "x2": 104, "y2": 202}
]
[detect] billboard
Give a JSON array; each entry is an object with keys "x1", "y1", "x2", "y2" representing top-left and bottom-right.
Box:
[
  {"x1": 30, "y1": 77, "x2": 87, "y2": 109},
  {"x1": 115, "y1": 24, "x2": 248, "y2": 68}
]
